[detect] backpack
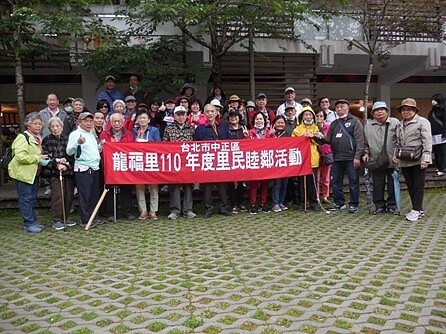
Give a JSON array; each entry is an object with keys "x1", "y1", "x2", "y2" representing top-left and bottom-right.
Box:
[
  {"x1": 0, "y1": 147, "x2": 12, "y2": 169},
  {"x1": 0, "y1": 133, "x2": 30, "y2": 170}
]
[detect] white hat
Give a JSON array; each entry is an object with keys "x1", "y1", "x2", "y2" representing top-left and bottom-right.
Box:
[
  {"x1": 210, "y1": 99, "x2": 223, "y2": 108},
  {"x1": 174, "y1": 106, "x2": 187, "y2": 114}
]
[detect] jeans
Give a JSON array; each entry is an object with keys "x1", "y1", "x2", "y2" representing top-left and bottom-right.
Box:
[
  {"x1": 331, "y1": 160, "x2": 359, "y2": 207},
  {"x1": 272, "y1": 178, "x2": 288, "y2": 205},
  {"x1": 15, "y1": 178, "x2": 39, "y2": 227}
]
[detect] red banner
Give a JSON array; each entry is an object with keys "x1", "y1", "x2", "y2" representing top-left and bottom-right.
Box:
[{"x1": 103, "y1": 137, "x2": 312, "y2": 185}]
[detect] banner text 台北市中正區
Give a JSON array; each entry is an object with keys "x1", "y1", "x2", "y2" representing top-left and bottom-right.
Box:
[{"x1": 102, "y1": 137, "x2": 312, "y2": 185}]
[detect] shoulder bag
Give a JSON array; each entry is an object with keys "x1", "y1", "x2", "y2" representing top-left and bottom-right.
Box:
[{"x1": 365, "y1": 123, "x2": 390, "y2": 170}]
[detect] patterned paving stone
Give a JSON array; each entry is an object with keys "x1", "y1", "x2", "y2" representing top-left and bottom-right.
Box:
[{"x1": 0, "y1": 190, "x2": 445, "y2": 333}]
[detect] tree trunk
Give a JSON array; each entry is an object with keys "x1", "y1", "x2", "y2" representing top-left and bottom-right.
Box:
[
  {"x1": 14, "y1": 31, "x2": 26, "y2": 132},
  {"x1": 248, "y1": 27, "x2": 255, "y2": 101},
  {"x1": 209, "y1": 51, "x2": 222, "y2": 84},
  {"x1": 363, "y1": 54, "x2": 374, "y2": 123}
]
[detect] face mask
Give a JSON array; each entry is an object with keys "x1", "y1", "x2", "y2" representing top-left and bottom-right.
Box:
[
  {"x1": 338, "y1": 113, "x2": 347, "y2": 119},
  {"x1": 65, "y1": 106, "x2": 73, "y2": 113},
  {"x1": 285, "y1": 115, "x2": 295, "y2": 121},
  {"x1": 432, "y1": 100, "x2": 438, "y2": 106},
  {"x1": 303, "y1": 119, "x2": 313, "y2": 125}
]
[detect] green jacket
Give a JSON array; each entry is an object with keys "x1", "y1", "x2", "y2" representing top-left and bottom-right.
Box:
[{"x1": 8, "y1": 132, "x2": 41, "y2": 184}]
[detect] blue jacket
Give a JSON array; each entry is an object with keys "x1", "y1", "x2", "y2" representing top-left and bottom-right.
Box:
[
  {"x1": 97, "y1": 89, "x2": 123, "y2": 112},
  {"x1": 194, "y1": 123, "x2": 229, "y2": 140}
]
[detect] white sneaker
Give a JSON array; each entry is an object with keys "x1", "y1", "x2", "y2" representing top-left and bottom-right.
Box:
[
  {"x1": 44, "y1": 186, "x2": 51, "y2": 196},
  {"x1": 272, "y1": 204, "x2": 282, "y2": 213},
  {"x1": 168, "y1": 212, "x2": 179, "y2": 220},
  {"x1": 185, "y1": 211, "x2": 197, "y2": 219},
  {"x1": 405, "y1": 209, "x2": 421, "y2": 222}
]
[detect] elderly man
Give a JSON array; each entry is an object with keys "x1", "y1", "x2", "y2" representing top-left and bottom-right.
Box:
[
  {"x1": 252, "y1": 92, "x2": 276, "y2": 127},
  {"x1": 325, "y1": 99, "x2": 364, "y2": 213},
  {"x1": 164, "y1": 106, "x2": 197, "y2": 219},
  {"x1": 66, "y1": 112, "x2": 102, "y2": 227},
  {"x1": 362, "y1": 101, "x2": 399, "y2": 214},
  {"x1": 276, "y1": 87, "x2": 303, "y2": 117},
  {"x1": 99, "y1": 112, "x2": 135, "y2": 221},
  {"x1": 39, "y1": 93, "x2": 67, "y2": 138},
  {"x1": 194, "y1": 104, "x2": 231, "y2": 218},
  {"x1": 97, "y1": 75, "x2": 123, "y2": 112}
]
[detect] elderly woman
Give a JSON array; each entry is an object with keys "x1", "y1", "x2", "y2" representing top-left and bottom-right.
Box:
[
  {"x1": 41, "y1": 117, "x2": 75, "y2": 230},
  {"x1": 133, "y1": 106, "x2": 161, "y2": 220},
  {"x1": 394, "y1": 98, "x2": 432, "y2": 222},
  {"x1": 62, "y1": 97, "x2": 87, "y2": 136},
  {"x1": 8, "y1": 112, "x2": 49, "y2": 233}
]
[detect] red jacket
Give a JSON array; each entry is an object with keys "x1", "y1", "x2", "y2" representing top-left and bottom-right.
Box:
[{"x1": 99, "y1": 128, "x2": 134, "y2": 143}]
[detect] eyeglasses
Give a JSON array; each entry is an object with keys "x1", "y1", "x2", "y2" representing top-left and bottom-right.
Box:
[
  {"x1": 321, "y1": 100, "x2": 330, "y2": 103},
  {"x1": 315, "y1": 114, "x2": 324, "y2": 118},
  {"x1": 100, "y1": 105, "x2": 109, "y2": 108}
]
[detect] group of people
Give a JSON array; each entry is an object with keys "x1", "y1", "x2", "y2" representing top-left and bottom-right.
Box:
[{"x1": 7, "y1": 74, "x2": 445, "y2": 233}]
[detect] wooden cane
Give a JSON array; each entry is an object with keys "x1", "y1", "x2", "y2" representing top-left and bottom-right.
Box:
[{"x1": 85, "y1": 188, "x2": 109, "y2": 231}]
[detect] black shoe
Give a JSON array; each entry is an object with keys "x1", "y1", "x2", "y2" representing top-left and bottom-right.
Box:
[
  {"x1": 204, "y1": 211, "x2": 213, "y2": 218},
  {"x1": 373, "y1": 207, "x2": 387, "y2": 214},
  {"x1": 310, "y1": 204, "x2": 321, "y2": 211},
  {"x1": 260, "y1": 205, "x2": 270, "y2": 213},
  {"x1": 249, "y1": 205, "x2": 258, "y2": 215},
  {"x1": 80, "y1": 221, "x2": 97, "y2": 228},
  {"x1": 123, "y1": 214, "x2": 136, "y2": 220},
  {"x1": 93, "y1": 218, "x2": 105, "y2": 225},
  {"x1": 220, "y1": 211, "x2": 231, "y2": 216}
]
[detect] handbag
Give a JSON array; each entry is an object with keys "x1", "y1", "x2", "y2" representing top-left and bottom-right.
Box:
[
  {"x1": 323, "y1": 153, "x2": 333, "y2": 165},
  {"x1": 395, "y1": 145, "x2": 422, "y2": 161},
  {"x1": 365, "y1": 123, "x2": 390, "y2": 171}
]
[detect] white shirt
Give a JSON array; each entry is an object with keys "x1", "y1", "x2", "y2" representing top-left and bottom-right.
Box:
[{"x1": 276, "y1": 101, "x2": 303, "y2": 116}]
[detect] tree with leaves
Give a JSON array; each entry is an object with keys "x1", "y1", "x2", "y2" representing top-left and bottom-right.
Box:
[
  {"x1": 81, "y1": 36, "x2": 203, "y2": 97},
  {"x1": 121, "y1": 0, "x2": 332, "y2": 85},
  {"x1": 0, "y1": 0, "x2": 116, "y2": 131},
  {"x1": 344, "y1": 0, "x2": 442, "y2": 121}
]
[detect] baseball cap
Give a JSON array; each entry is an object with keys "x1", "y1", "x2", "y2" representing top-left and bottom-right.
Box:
[
  {"x1": 105, "y1": 75, "x2": 116, "y2": 82},
  {"x1": 78, "y1": 112, "x2": 94, "y2": 120},
  {"x1": 174, "y1": 106, "x2": 187, "y2": 114},
  {"x1": 125, "y1": 95, "x2": 136, "y2": 102},
  {"x1": 284, "y1": 87, "x2": 295, "y2": 93},
  {"x1": 256, "y1": 92, "x2": 267, "y2": 99},
  {"x1": 334, "y1": 99, "x2": 349, "y2": 106}
]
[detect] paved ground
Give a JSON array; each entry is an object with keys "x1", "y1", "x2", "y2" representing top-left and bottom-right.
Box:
[{"x1": 0, "y1": 189, "x2": 445, "y2": 334}]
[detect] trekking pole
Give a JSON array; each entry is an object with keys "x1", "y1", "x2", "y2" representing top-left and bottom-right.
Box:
[
  {"x1": 113, "y1": 186, "x2": 118, "y2": 224},
  {"x1": 59, "y1": 170, "x2": 67, "y2": 232},
  {"x1": 311, "y1": 172, "x2": 330, "y2": 214},
  {"x1": 304, "y1": 175, "x2": 307, "y2": 213}
]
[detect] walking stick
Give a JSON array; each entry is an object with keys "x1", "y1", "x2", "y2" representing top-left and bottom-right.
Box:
[
  {"x1": 59, "y1": 170, "x2": 67, "y2": 231},
  {"x1": 303, "y1": 175, "x2": 307, "y2": 213},
  {"x1": 85, "y1": 188, "x2": 109, "y2": 231},
  {"x1": 364, "y1": 168, "x2": 373, "y2": 214},
  {"x1": 113, "y1": 186, "x2": 117, "y2": 224}
]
